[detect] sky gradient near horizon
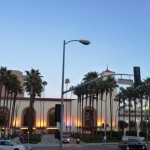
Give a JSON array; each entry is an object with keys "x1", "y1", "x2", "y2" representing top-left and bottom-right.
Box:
[{"x1": 0, "y1": 0, "x2": 150, "y2": 98}]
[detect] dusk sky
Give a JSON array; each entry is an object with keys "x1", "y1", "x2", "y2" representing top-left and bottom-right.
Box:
[{"x1": 0, "y1": 0, "x2": 150, "y2": 98}]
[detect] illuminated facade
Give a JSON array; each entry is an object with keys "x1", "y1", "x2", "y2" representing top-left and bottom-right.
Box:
[{"x1": 0, "y1": 68, "x2": 118, "y2": 134}]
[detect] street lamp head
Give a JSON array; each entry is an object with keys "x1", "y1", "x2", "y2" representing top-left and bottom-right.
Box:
[{"x1": 79, "y1": 40, "x2": 90, "y2": 45}]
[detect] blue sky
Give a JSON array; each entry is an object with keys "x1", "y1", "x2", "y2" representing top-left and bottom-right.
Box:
[{"x1": 0, "y1": 0, "x2": 150, "y2": 98}]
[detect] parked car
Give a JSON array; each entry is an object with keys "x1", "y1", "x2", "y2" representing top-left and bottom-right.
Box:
[
  {"x1": 0, "y1": 140, "x2": 26, "y2": 150},
  {"x1": 119, "y1": 140, "x2": 147, "y2": 150},
  {"x1": 62, "y1": 135, "x2": 70, "y2": 143}
]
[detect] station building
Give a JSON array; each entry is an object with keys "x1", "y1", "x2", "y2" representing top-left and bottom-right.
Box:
[{"x1": 0, "y1": 69, "x2": 118, "y2": 134}]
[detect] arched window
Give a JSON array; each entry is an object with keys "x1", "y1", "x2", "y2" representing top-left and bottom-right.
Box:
[
  {"x1": 83, "y1": 106, "x2": 96, "y2": 131},
  {"x1": 47, "y1": 108, "x2": 56, "y2": 127},
  {"x1": 22, "y1": 108, "x2": 36, "y2": 126}
]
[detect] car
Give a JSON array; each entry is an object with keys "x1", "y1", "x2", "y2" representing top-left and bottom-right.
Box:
[
  {"x1": 62, "y1": 135, "x2": 70, "y2": 143},
  {"x1": 119, "y1": 140, "x2": 147, "y2": 150},
  {"x1": 0, "y1": 140, "x2": 25, "y2": 150}
]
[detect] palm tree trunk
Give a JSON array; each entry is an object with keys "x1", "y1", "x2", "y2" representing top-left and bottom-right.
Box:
[
  {"x1": 134, "y1": 98, "x2": 137, "y2": 131},
  {"x1": 105, "y1": 92, "x2": 108, "y2": 141},
  {"x1": 109, "y1": 91, "x2": 113, "y2": 139},
  {"x1": 8, "y1": 92, "x2": 13, "y2": 135},
  {"x1": 123, "y1": 98, "x2": 126, "y2": 129},
  {"x1": 3, "y1": 88, "x2": 7, "y2": 137},
  {"x1": 28, "y1": 95, "x2": 34, "y2": 135},
  {"x1": 10, "y1": 93, "x2": 17, "y2": 131},
  {"x1": 40, "y1": 98, "x2": 41, "y2": 129},
  {"x1": 118, "y1": 100, "x2": 121, "y2": 132},
  {"x1": 79, "y1": 97, "x2": 81, "y2": 132},
  {"x1": 77, "y1": 97, "x2": 79, "y2": 132},
  {"x1": 129, "y1": 99, "x2": 131, "y2": 131},
  {"x1": 96, "y1": 93, "x2": 98, "y2": 137},
  {"x1": 0, "y1": 84, "x2": 3, "y2": 106},
  {"x1": 140, "y1": 97, "x2": 143, "y2": 131},
  {"x1": 81, "y1": 94, "x2": 84, "y2": 134},
  {"x1": 100, "y1": 93, "x2": 103, "y2": 131}
]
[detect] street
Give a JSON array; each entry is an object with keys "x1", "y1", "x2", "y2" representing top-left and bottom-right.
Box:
[
  {"x1": 30, "y1": 144, "x2": 118, "y2": 150},
  {"x1": 23, "y1": 134, "x2": 150, "y2": 150}
]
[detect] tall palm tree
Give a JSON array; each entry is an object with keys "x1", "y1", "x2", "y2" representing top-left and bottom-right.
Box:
[
  {"x1": 103, "y1": 79, "x2": 109, "y2": 138},
  {"x1": 0, "y1": 67, "x2": 11, "y2": 106},
  {"x1": 126, "y1": 86, "x2": 134, "y2": 131},
  {"x1": 114, "y1": 92, "x2": 123, "y2": 131},
  {"x1": 65, "y1": 78, "x2": 70, "y2": 132},
  {"x1": 73, "y1": 85, "x2": 82, "y2": 132},
  {"x1": 0, "y1": 67, "x2": 11, "y2": 137},
  {"x1": 6, "y1": 74, "x2": 23, "y2": 131},
  {"x1": 80, "y1": 86, "x2": 86, "y2": 133},
  {"x1": 82, "y1": 71, "x2": 99, "y2": 133},
  {"x1": 0, "y1": 73, "x2": 23, "y2": 136},
  {"x1": 106, "y1": 76, "x2": 118, "y2": 136},
  {"x1": 137, "y1": 83, "x2": 145, "y2": 131},
  {"x1": 24, "y1": 69, "x2": 46, "y2": 134},
  {"x1": 143, "y1": 78, "x2": 150, "y2": 117},
  {"x1": 119, "y1": 87, "x2": 127, "y2": 129},
  {"x1": 131, "y1": 84, "x2": 139, "y2": 131},
  {"x1": 40, "y1": 81, "x2": 47, "y2": 130},
  {"x1": 97, "y1": 80, "x2": 106, "y2": 129}
]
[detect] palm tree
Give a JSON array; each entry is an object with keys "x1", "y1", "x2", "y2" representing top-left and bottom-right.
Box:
[
  {"x1": 114, "y1": 92, "x2": 123, "y2": 131},
  {"x1": 137, "y1": 83, "x2": 145, "y2": 131},
  {"x1": 131, "y1": 84, "x2": 139, "y2": 131},
  {"x1": 77, "y1": 85, "x2": 86, "y2": 133},
  {"x1": 106, "y1": 76, "x2": 118, "y2": 136},
  {"x1": 73, "y1": 85, "x2": 82, "y2": 132},
  {"x1": 40, "y1": 81, "x2": 47, "y2": 130},
  {"x1": 65, "y1": 78, "x2": 70, "y2": 132},
  {"x1": 82, "y1": 71, "x2": 99, "y2": 133},
  {"x1": 126, "y1": 86, "x2": 134, "y2": 131},
  {"x1": 0, "y1": 67, "x2": 11, "y2": 106},
  {"x1": 6, "y1": 74, "x2": 23, "y2": 132},
  {"x1": 119, "y1": 87, "x2": 127, "y2": 130},
  {"x1": 97, "y1": 80, "x2": 106, "y2": 129},
  {"x1": 24, "y1": 69, "x2": 46, "y2": 134},
  {"x1": 0, "y1": 67, "x2": 11, "y2": 137},
  {"x1": 103, "y1": 79, "x2": 109, "y2": 139},
  {"x1": 0, "y1": 72, "x2": 23, "y2": 136},
  {"x1": 143, "y1": 78, "x2": 150, "y2": 117}
]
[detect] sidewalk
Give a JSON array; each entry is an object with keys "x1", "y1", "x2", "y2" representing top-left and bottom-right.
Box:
[{"x1": 41, "y1": 134, "x2": 59, "y2": 144}]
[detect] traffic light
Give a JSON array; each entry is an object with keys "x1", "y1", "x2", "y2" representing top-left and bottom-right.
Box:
[
  {"x1": 133, "y1": 66, "x2": 141, "y2": 86},
  {"x1": 55, "y1": 104, "x2": 61, "y2": 122}
]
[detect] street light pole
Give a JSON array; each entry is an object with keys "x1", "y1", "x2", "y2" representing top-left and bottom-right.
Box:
[
  {"x1": 104, "y1": 98, "x2": 107, "y2": 142},
  {"x1": 60, "y1": 40, "x2": 65, "y2": 150},
  {"x1": 60, "y1": 39, "x2": 90, "y2": 150}
]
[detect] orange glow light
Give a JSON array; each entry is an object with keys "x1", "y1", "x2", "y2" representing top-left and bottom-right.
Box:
[
  {"x1": 74, "y1": 119, "x2": 82, "y2": 127},
  {"x1": 97, "y1": 119, "x2": 105, "y2": 126},
  {"x1": 36, "y1": 120, "x2": 46, "y2": 127},
  {"x1": 65, "y1": 117, "x2": 72, "y2": 126},
  {"x1": 13, "y1": 119, "x2": 20, "y2": 127}
]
